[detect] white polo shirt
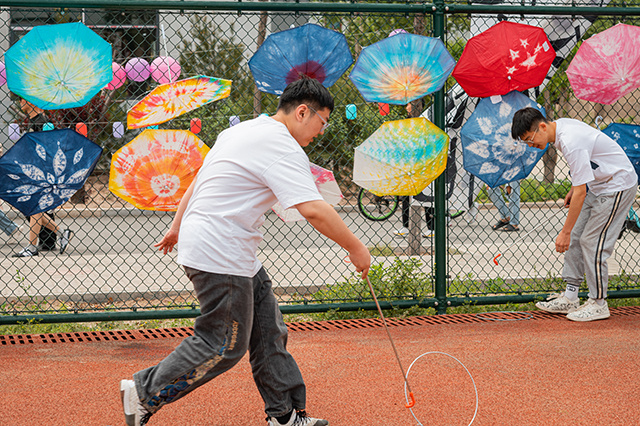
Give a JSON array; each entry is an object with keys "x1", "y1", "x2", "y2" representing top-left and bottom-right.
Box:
[
  {"x1": 555, "y1": 118, "x2": 637, "y2": 196},
  {"x1": 177, "y1": 115, "x2": 322, "y2": 276}
]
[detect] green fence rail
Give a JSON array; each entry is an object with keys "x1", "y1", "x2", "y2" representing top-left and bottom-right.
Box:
[{"x1": 0, "y1": 0, "x2": 639, "y2": 324}]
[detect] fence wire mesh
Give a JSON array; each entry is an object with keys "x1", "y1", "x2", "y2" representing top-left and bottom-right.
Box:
[{"x1": 0, "y1": 2, "x2": 638, "y2": 320}]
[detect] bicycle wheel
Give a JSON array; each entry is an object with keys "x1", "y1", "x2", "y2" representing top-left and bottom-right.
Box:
[{"x1": 357, "y1": 188, "x2": 399, "y2": 221}]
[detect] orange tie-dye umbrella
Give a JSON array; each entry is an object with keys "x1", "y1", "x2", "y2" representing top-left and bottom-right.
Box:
[
  {"x1": 109, "y1": 129, "x2": 209, "y2": 211},
  {"x1": 127, "y1": 75, "x2": 232, "y2": 129}
]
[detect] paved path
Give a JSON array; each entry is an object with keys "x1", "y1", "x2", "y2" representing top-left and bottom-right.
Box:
[
  {"x1": 1, "y1": 203, "x2": 639, "y2": 306},
  {"x1": 1, "y1": 308, "x2": 639, "y2": 425}
]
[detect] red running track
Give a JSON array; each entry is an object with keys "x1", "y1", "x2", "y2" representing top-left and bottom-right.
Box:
[{"x1": 1, "y1": 308, "x2": 639, "y2": 425}]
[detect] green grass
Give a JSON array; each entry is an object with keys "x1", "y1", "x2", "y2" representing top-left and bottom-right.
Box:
[{"x1": 476, "y1": 178, "x2": 572, "y2": 203}]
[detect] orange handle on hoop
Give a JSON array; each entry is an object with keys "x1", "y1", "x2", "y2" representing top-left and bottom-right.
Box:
[
  {"x1": 493, "y1": 254, "x2": 501, "y2": 265},
  {"x1": 405, "y1": 391, "x2": 415, "y2": 408}
]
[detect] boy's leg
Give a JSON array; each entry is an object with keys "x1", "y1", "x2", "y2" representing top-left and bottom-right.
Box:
[
  {"x1": 561, "y1": 193, "x2": 593, "y2": 297},
  {"x1": 579, "y1": 186, "x2": 637, "y2": 300},
  {"x1": 536, "y1": 194, "x2": 591, "y2": 314},
  {"x1": 249, "y1": 267, "x2": 306, "y2": 419},
  {"x1": 506, "y1": 180, "x2": 520, "y2": 226},
  {"x1": 134, "y1": 268, "x2": 254, "y2": 414},
  {"x1": 487, "y1": 186, "x2": 509, "y2": 221},
  {"x1": 0, "y1": 211, "x2": 17, "y2": 236}
]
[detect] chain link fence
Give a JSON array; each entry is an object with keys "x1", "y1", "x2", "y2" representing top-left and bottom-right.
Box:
[{"x1": 0, "y1": 1, "x2": 638, "y2": 323}]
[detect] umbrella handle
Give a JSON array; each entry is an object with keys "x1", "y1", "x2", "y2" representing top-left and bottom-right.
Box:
[{"x1": 405, "y1": 391, "x2": 416, "y2": 408}]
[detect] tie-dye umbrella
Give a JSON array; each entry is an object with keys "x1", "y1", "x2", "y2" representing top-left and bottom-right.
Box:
[
  {"x1": 127, "y1": 76, "x2": 232, "y2": 129},
  {"x1": 109, "y1": 129, "x2": 209, "y2": 211},
  {"x1": 601, "y1": 123, "x2": 640, "y2": 183},
  {"x1": 452, "y1": 21, "x2": 555, "y2": 98},
  {"x1": 460, "y1": 91, "x2": 547, "y2": 188},
  {"x1": 0, "y1": 129, "x2": 102, "y2": 216},
  {"x1": 249, "y1": 23, "x2": 353, "y2": 95},
  {"x1": 353, "y1": 118, "x2": 449, "y2": 196},
  {"x1": 566, "y1": 23, "x2": 640, "y2": 105},
  {"x1": 349, "y1": 33, "x2": 456, "y2": 105},
  {"x1": 5, "y1": 22, "x2": 112, "y2": 110},
  {"x1": 271, "y1": 163, "x2": 343, "y2": 222}
]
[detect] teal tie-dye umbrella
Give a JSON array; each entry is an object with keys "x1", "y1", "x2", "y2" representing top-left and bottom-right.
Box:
[
  {"x1": 5, "y1": 22, "x2": 112, "y2": 110},
  {"x1": 353, "y1": 117, "x2": 449, "y2": 196},
  {"x1": 349, "y1": 33, "x2": 456, "y2": 105}
]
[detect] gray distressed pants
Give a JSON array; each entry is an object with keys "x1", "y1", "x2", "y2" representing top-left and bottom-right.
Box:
[
  {"x1": 134, "y1": 266, "x2": 306, "y2": 418},
  {"x1": 563, "y1": 185, "x2": 637, "y2": 299}
]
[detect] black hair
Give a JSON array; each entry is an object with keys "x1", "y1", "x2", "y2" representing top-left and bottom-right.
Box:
[
  {"x1": 276, "y1": 75, "x2": 334, "y2": 114},
  {"x1": 511, "y1": 107, "x2": 549, "y2": 139}
]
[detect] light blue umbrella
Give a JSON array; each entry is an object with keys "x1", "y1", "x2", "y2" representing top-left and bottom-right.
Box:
[
  {"x1": 601, "y1": 123, "x2": 640, "y2": 184},
  {"x1": 0, "y1": 129, "x2": 103, "y2": 216},
  {"x1": 349, "y1": 33, "x2": 456, "y2": 105},
  {"x1": 460, "y1": 90, "x2": 547, "y2": 188},
  {"x1": 5, "y1": 22, "x2": 112, "y2": 110},
  {"x1": 248, "y1": 23, "x2": 353, "y2": 95}
]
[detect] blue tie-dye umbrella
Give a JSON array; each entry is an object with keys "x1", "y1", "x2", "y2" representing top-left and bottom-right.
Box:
[
  {"x1": 349, "y1": 33, "x2": 456, "y2": 105},
  {"x1": 5, "y1": 22, "x2": 112, "y2": 110},
  {"x1": 353, "y1": 117, "x2": 449, "y2": 196},
  {"x1": 601, "y1": 123, "x2": 640, "y2": 184},
  {"x1": 0, "y1": 129, "x2": 103, "y2": 216},
  {"x1": 460, "y1": 90, "x2": 547, "y2": 188},
  {"x1": 248, "y1": 23, "x2": 353, "y2": 95}
]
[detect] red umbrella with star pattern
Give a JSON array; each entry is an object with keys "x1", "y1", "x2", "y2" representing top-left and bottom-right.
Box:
[{"x1": 452, "y1": 21, "x2": 556, "y2": 98}]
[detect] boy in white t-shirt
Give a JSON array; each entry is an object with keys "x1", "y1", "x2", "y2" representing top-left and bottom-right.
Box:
[
  {"x1": 512, "y1": 107, "x2": 637, "y2": 322},
  {"x1": 119, "y1": 77, "x2": 371, "y2": 426}
]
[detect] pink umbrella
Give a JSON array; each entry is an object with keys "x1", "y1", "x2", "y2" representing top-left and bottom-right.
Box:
[
  {"x1": 566, "y1": 23, "x2": 640, "y2": 104},
  {"x1": 271, "y1": 163, "x2": 343, "y2": 222}
]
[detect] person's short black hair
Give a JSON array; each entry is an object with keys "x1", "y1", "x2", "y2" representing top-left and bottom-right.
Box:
[
  {"x1": 277, "y1": 76, "x2": 334, "y2": 114},
  {"x1": 511, "y1": 107, "x2": 549, "y2": 139}
]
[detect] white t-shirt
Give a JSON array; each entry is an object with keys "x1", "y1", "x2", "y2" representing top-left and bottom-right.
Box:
[
  {"x1": 555, "y1": 118, "x2": 637, "y2": 196},
  {"x1": 177, "y1": 115, "x2": 323, "y2": 276}
]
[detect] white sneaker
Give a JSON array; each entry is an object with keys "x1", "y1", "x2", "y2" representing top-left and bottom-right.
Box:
[
  {"x1": 566, "y1": 299, "x2": 610, "y2": 322},
  {"x1": 120, "y1": 379, "x2": 152, "y2": 426},
  {"x1": 394, "y1": 227, "x2": 409, "y2": 237},
  {"x1": 267, "y1": 410, "x2": 328, "y2": 426},
  {"x1": 59, "y1": 229, "x2": 74, "y2": 254},
  {"x1": 12, "y1": 245, "x2": 39, "y2": 258},
  {"x1": 536, "y1": 292, "x2": 580, "y2": 314}
]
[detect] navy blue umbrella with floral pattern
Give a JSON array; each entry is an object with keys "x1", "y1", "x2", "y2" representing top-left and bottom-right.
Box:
[{"x1": 0, "y1": 128, "x2": 102, "y2": 216}]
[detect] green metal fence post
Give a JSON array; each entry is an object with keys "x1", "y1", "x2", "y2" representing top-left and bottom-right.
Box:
[{"x1": 433, "y1": 0, "x2": 447, "y2": 315}]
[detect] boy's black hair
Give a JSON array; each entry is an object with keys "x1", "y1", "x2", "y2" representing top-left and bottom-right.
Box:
[
  {"x1": 511, "y1": 107, "x2": 550, "y2": 140},
  {"x1": 277, "y1": 76, "x2": 334, "y2": 113}
]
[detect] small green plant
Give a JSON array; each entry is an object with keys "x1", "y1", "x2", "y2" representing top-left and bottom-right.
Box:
[{"x1": 306, "y1": 258, "x2": 433, "y2": 321}]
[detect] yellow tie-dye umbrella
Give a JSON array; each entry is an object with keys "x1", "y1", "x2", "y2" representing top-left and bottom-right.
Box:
[
  {"x1": 353, "y1": 117, "x2": 449, "y2": 196},
  {"x1": 127, "y1": 75, "x2": 232, "y2": 129},
  {"x1": 109, "y1": 129, "x2": 209, "y2": 211}
]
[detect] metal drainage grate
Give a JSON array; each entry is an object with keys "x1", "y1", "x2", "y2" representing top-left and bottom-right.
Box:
[
  {"x1": 0, "y1": 327, "x2": 194, "y2": 346},
  {"x1": 2, "y1": 307, "x2": 638, "y2": 345}
]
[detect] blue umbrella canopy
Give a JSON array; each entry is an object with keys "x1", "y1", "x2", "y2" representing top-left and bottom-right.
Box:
[
  {"x1": 5, "y1": 22, "x2": 112, "y2": 110},
  {"x1": 0, "y1": 129, "x2": 103, "y2": 216},
  {"x1": 601, "y1": 123, "x2": 640, "y2": 184},
  {"x1": 248, "y1": 23, "x2": 353, "y2": 95},
  {"x1": 349, "y1": 33, "x2": 456, "y2": 105},
  {"x1": 460, "y1": 90, "x2": 547, "y2": 188}
]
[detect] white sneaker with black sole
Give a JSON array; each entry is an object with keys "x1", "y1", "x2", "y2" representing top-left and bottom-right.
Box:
[
  {"x1": 12, "y1": 245, "x2": 38, "y2": 257},
  {"x1": 267, "y1": 410, "x2": 328, "y2": 426},
  {"x1": 59, "y1": 229, "x2": 74, "y2": 254}
]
